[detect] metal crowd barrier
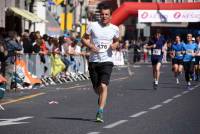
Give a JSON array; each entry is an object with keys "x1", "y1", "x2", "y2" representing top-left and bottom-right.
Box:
[{"x1": 20, "y1": 54, "x2": 90, "y2": 86}]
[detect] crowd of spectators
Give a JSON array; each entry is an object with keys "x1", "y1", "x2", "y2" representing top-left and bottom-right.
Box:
[{"x1": 0, "y1": 30, "x2": 90, "y2": 91}]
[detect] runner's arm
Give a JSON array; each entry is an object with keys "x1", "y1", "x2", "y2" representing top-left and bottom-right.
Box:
[
  {"x1": 144, "y1": 44, "x2": 156, "y2": 49},
  {"x1": 110, "y1": 37, "x2": 119, "y2": 50},
  {"x1": 81, "y1": 33, "x2": 99, "y2": 52}
]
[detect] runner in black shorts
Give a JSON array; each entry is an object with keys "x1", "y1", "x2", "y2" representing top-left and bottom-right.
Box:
[
  {"x1": 81, "y1": 3, "x2": 119, "y2": 123},
  {"x1": 194, "y1": 35, "x2": 200, "y2": 81},
  {"x1": 145, "y1": 31, "x2": 167, "y2": 89},
  {"x1": 170, "y1": 35, "x2": 184, "y2": 84}
]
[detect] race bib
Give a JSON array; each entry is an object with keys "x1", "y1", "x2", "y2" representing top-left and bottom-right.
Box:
[
  {"x1": 175, "y1": 51, "x2": 183, "y2": 56},
  {"x1": 152, "y1": 49, "x2": 161, "y2": 55},
  {"x1": 93, "y1": 39, "x2": 110, "y2": 52},
  {"x1": 186, "y1": 50, "x2": 193, "y2": 55}
]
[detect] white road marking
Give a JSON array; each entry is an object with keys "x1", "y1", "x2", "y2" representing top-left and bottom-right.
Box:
[
  {"x1": 103, "y1": 120, "x2": 128, "y2": 129},
  {"x1": 173, "y1": 94, "x2": 182, "y2": 99},
  {"x1": 0, "y1": 116, "x2": 33, "y2": 126},
  {"x1": 129, "y1": 111, "x2": 148, "y2": 118},
  {"x1": 182, "y1": 91, "x2": 189, "y2": 94},
  {"x1": 189, "y1": 88, "x2": 194, "y2": 91},
  {"x1": 162, "y1": 99, "x2": 173, "y2": 104},
  {"x1": 149, "y1": 105, "x2": 162, "y2": 110},
  {"x1": 87, "y1": 81, "x2": 200, "y2": 134},
  {"x1": 133, "y1": 65, "x2": 141, "y2": 68},
  {"x1": 87, "y1": 132, "x2": 101, "y2": 134}
]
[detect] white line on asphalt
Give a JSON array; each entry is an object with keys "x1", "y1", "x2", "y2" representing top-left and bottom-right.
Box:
[
  {"x1": 103, "y1": 120, "x2": 128, "y2": 129},
  {"x1": 87, "y1": 132, "x2": 101, "y2": 134},
  {"x1": 0, "y1": 116, "x2": 33, "y2": 126},
  {"x1": 162, "y1": 99, "x2": 173, "y2": 104},
  {"x1": 173, "y1": 94, "x2": 182, "y2": 99},
  {"x1": 189, "y1": 88, "x2": 194, "y2": 91},
  {"x1": 129, "y1": 111, "x2": 148, "y2": 118},
  {"x1": 133, "y1": 65, "x2": 141, "y2": 68},
  {"x1": 149, "y1": 104, "x2": 162, "y2": 110},
  {"x1": 182, "y1": 91, "x2": 189, "y2": 94}
]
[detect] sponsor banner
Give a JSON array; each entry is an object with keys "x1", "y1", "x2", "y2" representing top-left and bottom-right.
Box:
[{"x1": 138, "y1": 10, "x2": 200, "y2": 22}]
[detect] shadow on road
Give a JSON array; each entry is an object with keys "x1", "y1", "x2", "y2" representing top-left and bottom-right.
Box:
[{"x1": 47, "y1": 117, "x2": 96, "y2": 122}]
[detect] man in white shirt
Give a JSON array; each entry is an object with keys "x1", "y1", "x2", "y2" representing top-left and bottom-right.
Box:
[{"x1": 82, "y1": 3, "x2": 119, "y2": 123}]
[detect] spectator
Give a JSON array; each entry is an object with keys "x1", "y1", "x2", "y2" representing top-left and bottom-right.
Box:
[
  {"x1": 4, "y1": 31, "x2": 22, "y2": 90},
  {"x1": 0, "y1": 41, "x2": 8, "y2": 76},
  {"x1": 22, "y1": 32, "x2": 33, "y2": 54}
]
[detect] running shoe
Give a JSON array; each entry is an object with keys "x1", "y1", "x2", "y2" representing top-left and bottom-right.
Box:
[
  {"x1": 153, "y1": 82, "x2": 158, "y2": 90},
  {"x1": 187, "y1": 82, "x2": 191, "y2": 90},
  {"x1": 96, "y1": 112, "x2": 104, "y2": 123},
  {"x1": 176, "y1": 78, "x2": 179, "y2": 84}
]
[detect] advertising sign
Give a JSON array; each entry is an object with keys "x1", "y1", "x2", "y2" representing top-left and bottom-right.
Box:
[{"x1": 139, "y1": 10, "x2": 200, "y2": 22}]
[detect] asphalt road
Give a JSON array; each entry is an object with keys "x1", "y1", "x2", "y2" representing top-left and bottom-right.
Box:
[{"x1": 0, "y1": 63, "x2": 200, "y2": 134}]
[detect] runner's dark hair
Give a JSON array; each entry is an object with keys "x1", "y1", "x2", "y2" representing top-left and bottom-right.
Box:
[{"x1": 98, "y1": 3, "x2": 112, "y2": 14}]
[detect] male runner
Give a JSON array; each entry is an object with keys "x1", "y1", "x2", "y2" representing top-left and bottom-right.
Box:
[
  {"x1": 81, "y1": 4, "x2": 119, "y2": 122},
  {"x1": 145, "y1": 31, "x2": 167, "y2": 89},
  {"x1": 182, "y1": 33, "x2": 198, "y2": 89}
]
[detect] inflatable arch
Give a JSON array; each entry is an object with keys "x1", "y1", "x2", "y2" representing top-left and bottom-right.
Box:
[{"x1": 111, "y1": 2, "x2": 200, "y2": 26}]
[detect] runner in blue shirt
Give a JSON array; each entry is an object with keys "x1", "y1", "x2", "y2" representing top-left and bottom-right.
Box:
[
  {"x1": 182, "y1": 33, "x2": 198, "y2": 89},
  {"x1": 145, "y1": 31, "x2": 167, "y2": 89},
  {"x1": 170, "y1": 35, "x2": 184, "y2": 84}
]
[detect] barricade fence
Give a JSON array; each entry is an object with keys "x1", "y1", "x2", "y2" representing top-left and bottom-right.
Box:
[
  {"x1": 21, "y1": 54, "x2": 89, "y2": 78},
  {"x1": 13, "y1": 53, "x2": 90, "y2": 88}
]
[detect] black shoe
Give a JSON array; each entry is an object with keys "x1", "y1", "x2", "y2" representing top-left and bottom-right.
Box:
[{"x1": 153, "y1": 83, "x2": 158, "y2": 90}]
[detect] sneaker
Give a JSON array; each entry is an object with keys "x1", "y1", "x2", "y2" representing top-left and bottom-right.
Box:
[
  {"x1": 187, "y1": 82, "x2": 191, "y2": 90},
  {"x1": 96, "y1": 112, "x2": 104, "y2": 123},
  {"x1": 153, "y1": 82, "x2": 158, "y2": 90},
  {"x1": 176, "y1": 78, "x2": 179, "y2": 84}
]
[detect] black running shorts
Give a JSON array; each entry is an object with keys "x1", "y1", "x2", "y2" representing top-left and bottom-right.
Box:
[
  {"x1": 88, "y1": 62, "x2": 113, "y2": 90},
  {"x1": 151, "y1": 58, "x2": 162, "y2": 65},
  {"x1": 195, "y1": 56, "x2": 200, "y2": 65},
  {"x1": 172, "y1": 58, "x2": 183, "y2": 65}
]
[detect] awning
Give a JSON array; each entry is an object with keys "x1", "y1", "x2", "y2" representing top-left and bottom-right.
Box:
[{"x1": 8, "y1": 7, "x2": 47, "y2": 23}]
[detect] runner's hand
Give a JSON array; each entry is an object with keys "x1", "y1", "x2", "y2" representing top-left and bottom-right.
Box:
[{"x1": 90, "y1": 45, "x2": 99, "y2": 53}]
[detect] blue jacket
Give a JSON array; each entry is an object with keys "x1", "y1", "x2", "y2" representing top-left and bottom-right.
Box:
[{"x1": 4, "y1": 38, "x2": 22, "y2": 64}]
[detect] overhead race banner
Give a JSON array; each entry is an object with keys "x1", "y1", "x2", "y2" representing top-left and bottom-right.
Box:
[{"x1": 138, "y1": 10, "x2": 200, "y2": 22}]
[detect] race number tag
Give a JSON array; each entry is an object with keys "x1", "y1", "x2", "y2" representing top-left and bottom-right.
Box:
[
  {"x1": 152, "y1": 49, "x2": 161, "y2": 55},
  {"x1": 176, "y1": 51, "x2": 183, "y2": 56},
  {"x1": 93, "y1": 39, "x2": 110, "y2": 52},
  {"x1": 186, "y1": 50, "x2": 193, "y2": 55}
]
